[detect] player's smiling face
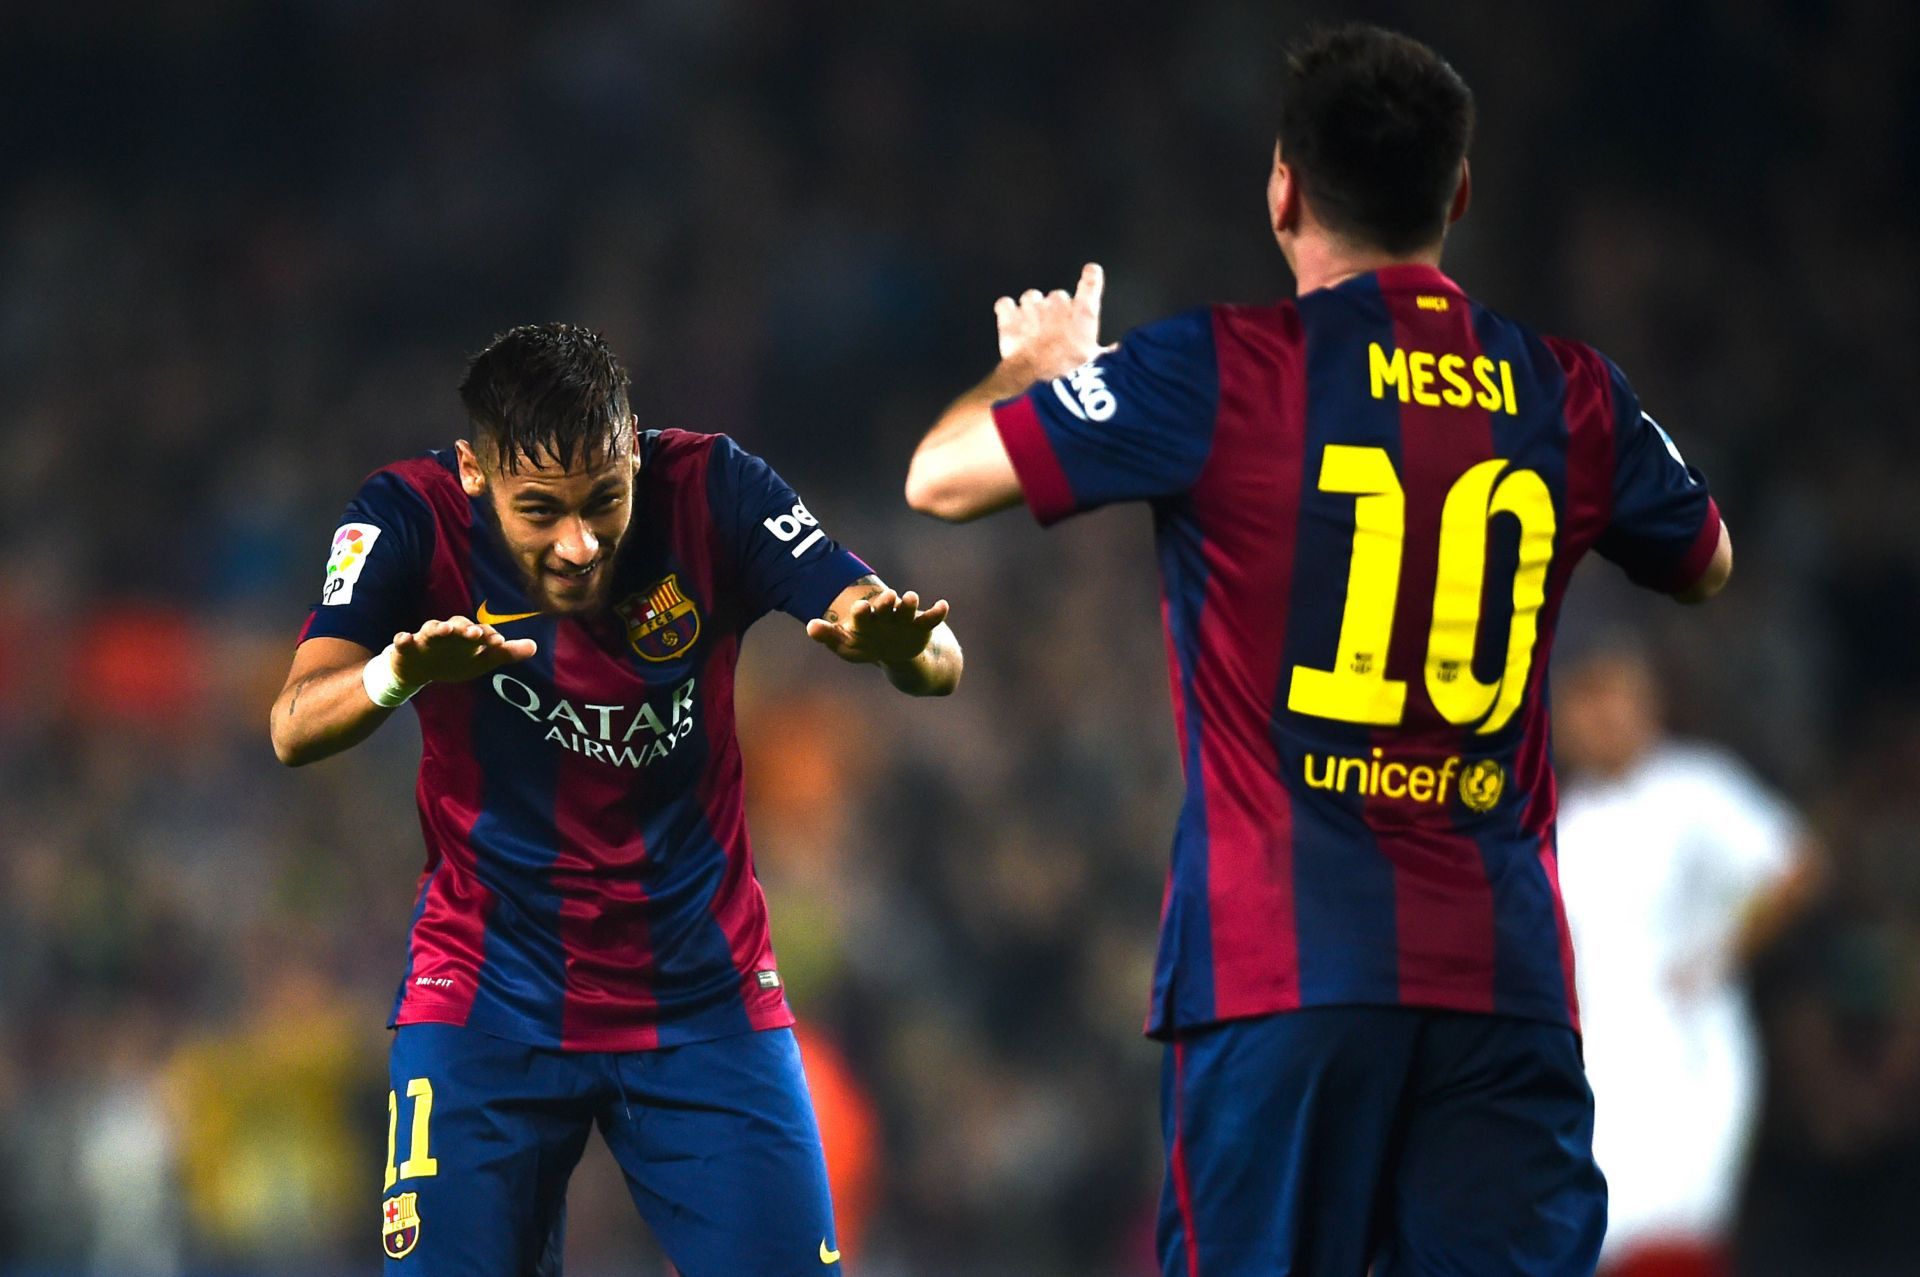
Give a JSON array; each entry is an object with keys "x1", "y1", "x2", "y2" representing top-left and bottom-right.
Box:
[{"x1": 458, "y1": 430, "x2": 640, "y2": 615}]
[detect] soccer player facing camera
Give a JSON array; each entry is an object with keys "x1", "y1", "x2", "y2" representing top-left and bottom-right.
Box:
[
  {"x1": 909, "y1": 24, "x2": 1729, "y2": 1277},
  {"x1": 271, "y1": 323, "x2": 960, "y2": 1275}
]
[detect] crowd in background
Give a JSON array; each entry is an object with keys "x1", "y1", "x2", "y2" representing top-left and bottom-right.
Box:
[{"x1": 2, "y1": 1, "x2": 1918, "y2": 1273}]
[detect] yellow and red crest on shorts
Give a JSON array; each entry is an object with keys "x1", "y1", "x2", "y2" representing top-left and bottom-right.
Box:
[
  {"x1": 382, "y1": 1192, "x2": 421, "y2": 1259},
  {"x1": 617, "y1": 574, "x2": 701, "y2": 662}
]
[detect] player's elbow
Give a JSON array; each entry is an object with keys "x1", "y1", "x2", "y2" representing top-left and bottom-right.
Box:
[
  {"x1": 904, "y1": 455, "x2": 979, "y2": 522},
  {"x1": 269, "y1": 706, "x2": 327, "y2": 767},
  {"x1": 906, "y1": 450, "x2": 1024, "y2": 523},
  {"x1": 270, "y1": 721, "x2": 312, "y2": 767},
  {"x1": 1673, "y1": 525, "x2": 1733, "y2": 605},
  {"x1": 925, "y1": 634, "x2": 963, "y2": 697}
]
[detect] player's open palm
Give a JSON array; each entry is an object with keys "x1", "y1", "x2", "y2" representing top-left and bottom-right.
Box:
[
  {"x1": 806, "y1": 589, "x2": 949, "y2": 667},
  {"x1": 390, "y1": 616, "x2": 538, "y2": 686},
  {"x1": 996, "y1": 261, "x2": 1108, "y2": 382}
]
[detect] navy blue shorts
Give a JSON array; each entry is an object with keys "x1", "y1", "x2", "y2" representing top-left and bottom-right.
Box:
[
  {"x1": 1158, "y1": 1007, "x2": 1606, "y2": 1276},
  {"x1": 380, "y1": 1023, "x2": 840, "y2": 1275}
]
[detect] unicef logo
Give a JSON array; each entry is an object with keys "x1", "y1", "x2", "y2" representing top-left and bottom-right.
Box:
[{"x1": 1457, "y1": 759, "x2": 1505, "y2": 813}]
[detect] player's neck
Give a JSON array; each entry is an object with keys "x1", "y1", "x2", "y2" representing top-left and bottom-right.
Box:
[{"x1": 1287, "y1": 234, "x2": 1445, "y2": 297}]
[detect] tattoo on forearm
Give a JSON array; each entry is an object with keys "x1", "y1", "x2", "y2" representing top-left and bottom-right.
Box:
[
  {"x1": 826, "y1": 576, "x2": 888, "y2": 628},
  {"x1": 287, "y1": 676, "x2": 311, "y2": 718}
]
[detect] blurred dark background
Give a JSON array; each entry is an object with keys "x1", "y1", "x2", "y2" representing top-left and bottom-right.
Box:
[{"x1": 2, "y1": 1, "x2": 1917, "y2": 1274}]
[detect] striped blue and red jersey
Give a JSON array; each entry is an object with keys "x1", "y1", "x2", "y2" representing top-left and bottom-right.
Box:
[
  {"x1": 992, "y1": 264, "x2": 1722, "y2": 1036},
  {"x1": 299, "y1": 429, "x2": 869, "y2": 1051}
]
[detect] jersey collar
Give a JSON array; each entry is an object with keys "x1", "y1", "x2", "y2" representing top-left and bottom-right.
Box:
[{"x1": 1365, "y1": 263, "x2": 1465, "y2": 296}]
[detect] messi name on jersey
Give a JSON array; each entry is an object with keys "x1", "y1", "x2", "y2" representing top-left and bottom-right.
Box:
[{"x1": 1368, "y1": 340, "x2": 1519, "y2": 415}]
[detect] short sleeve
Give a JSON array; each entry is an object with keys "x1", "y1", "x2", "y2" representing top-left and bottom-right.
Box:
[
  {"x1": 298, "y1": 469, "x2": 434, "y2": 651},
  {"x1": 707, "y1": 436, "x2": 870, "y2": 623},
  {"x1": 990, "y1": 307, "x2": 1220, "y2": 525},
  {"x1": 1594, "y1": 362, "x2": 1723, "y2": 592}
]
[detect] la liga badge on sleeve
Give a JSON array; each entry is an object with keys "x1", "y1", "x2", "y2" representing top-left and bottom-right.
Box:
[
  {"x1": 322, "y1": 523, "x2": 381, "y2": 606},
  {"x1": 382, "y1": 1192, "x2": 421, "y2": 1259},
  {"x1": 618, "y1": 574, "x2": 701, "y2": 661}
]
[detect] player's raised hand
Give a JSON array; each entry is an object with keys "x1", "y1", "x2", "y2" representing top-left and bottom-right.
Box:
[
  {"x1": 389, "y1": 615, "x2": 538, "y2": 686},
  {"x1": 805, "y1": 589, "x2": 950, "y2": 668},
  {"x1": 994, "y1": 261, "x2": 1108, "y2": 382}
]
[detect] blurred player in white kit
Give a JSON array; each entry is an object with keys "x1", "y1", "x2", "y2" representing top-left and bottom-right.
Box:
[{"x1": 1555, "y1": 640, "x2": 1806, "y2": 1276}]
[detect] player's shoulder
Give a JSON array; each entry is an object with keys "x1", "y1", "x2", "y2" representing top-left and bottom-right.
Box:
[
  {"x1": 354, "y1": 449, "x2": 460, "y2": 525},
  {"x1": 646, "y1": 426, "x2": 758, "y2": 472},
  {"x1": 640, "y1": 427, "x2": 747, "y2": 493},
  {"x1": 1204, "y1": 298, "x2": 1303, "y2": 350},
  {"x1": 1464, "y1": 299, "x2": 1641, "y2": 439},
  {"x1": 1485, "y1": 305, "x2": 1627, "y2": 398},
  {"x1": 642, "y1": 426, "x2": 723, "y2": 463},
  {"x1": 641, "y1": 427, "x2": 775, "y2": 515},
  {"x1": 1643, "y1": 740, "x2": 1772, "y2": 800},
  {"x1": 1120, "y1": 302, "x2": 1300, "y2": 383}
]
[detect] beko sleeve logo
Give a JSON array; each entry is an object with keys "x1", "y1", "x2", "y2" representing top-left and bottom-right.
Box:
[
  {"x1": 763, "y1": 501, "x2": 826, "y2": 558},
  {"x1": 1049, "y1": 359, "x2": 1117, "y2": 423}
]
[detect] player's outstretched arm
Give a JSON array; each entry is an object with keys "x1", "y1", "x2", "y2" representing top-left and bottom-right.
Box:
[
  {"x1": 269, "y1": 617, "x2": 537, "y2": 766},
  {"x1": 906, "y1": 262, "x2": 1109, "y2": 522},
  {"x1": 805, "y1": 576, "x2": 961, "y2": 696}
]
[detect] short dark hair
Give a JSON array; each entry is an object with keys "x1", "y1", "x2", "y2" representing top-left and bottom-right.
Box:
[
  {"x1": 1278, "y1": 24, "x2": 1475, "y2": 255},
  {"x1": 458, "y1": 323, "x2": 632, "y2": 473}
]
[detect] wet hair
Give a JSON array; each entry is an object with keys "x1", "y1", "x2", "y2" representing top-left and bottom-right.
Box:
[
  {"x1": 1277, "y1": 24, "x2": 1475, "y2": 255},
  {"x1": 458, "y1": 323, "x2": 632, "y2": 473}
]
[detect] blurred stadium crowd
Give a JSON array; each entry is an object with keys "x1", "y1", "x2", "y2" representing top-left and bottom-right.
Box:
[{"x1": 2, "y1": 1, "x2": 1917, "y2": 1274}]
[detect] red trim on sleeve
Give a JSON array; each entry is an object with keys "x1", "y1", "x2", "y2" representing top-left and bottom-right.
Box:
[
  {"x1": 1669, "y1": 497, "x2": 1725, "y2": 592},
  {"x1": 990, "y1": 394, "x2": 1077, "y2": 526}
]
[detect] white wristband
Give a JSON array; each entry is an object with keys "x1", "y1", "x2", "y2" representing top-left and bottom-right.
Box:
[{"x1": 362, "y1": 644, "x2": 423, "y2": 708}]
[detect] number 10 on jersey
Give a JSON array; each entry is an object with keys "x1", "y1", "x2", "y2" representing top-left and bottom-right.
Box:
[{"x1": 1287, "y1": 445, "x2": 1555, "y2": 735}]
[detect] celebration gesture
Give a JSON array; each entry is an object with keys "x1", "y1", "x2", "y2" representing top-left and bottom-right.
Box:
[
  {"x1": 994, "y1": 261, "x2": 1110, "y2": 383},
  {"x1": 805, "y1": 588, "x2": 950, "y2": 668},
  {"x1": 387, "y1": 615, "x2": 538, "y2": 687}
]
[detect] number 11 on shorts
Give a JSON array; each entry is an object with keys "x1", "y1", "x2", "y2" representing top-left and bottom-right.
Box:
[{"x1": 384, "y1": 1077, "x2": 439, "y2": 1189}]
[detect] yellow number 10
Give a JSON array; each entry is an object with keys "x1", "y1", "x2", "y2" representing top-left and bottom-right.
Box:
[
  {"x1": 384, "y1": 1077, "x2": 439, "y2": 1190},
  {"x1": 1286, "y1": 445, "x2": 1555, "y2": 735}
]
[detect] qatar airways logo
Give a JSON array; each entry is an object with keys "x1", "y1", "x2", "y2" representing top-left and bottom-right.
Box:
[{"x1": 490, "y1": 673, "x2": 697, "y2": 769}]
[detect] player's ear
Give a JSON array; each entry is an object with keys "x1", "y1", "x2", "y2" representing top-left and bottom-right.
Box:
[
  {"x1": 1447, "y1": 158, "x2": 1471, "y2": 226},
  {"x1": 1268, "y1": 142, "x2": 1299, "y2": 239},
  {"x1": 628, "y1": 415, "x2": 641, "y2": 474},
  {"x1": 455, "y1": 439, "x2": 489, "y2": 497}
]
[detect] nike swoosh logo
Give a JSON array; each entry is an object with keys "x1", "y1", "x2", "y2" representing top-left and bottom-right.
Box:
[
  {"x1": 476, "y1": 601, "x2": 542, "y2": 626},
  {"x1": 819, "y1": 1240, "x2": 841, "y2": 1265}
]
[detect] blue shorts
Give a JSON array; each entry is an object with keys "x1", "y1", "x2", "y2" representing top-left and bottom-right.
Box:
[
  {"x1": 1159, "y1": 1007, "x2": 1606, "y2": 1276},
  {"x1": 380, "y1": 1023, "x2": 839, "y2": 1276}
]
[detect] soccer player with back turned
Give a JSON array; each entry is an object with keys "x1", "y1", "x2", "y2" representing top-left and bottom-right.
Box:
[
  {"x1": 271, "y1": 323, "x2": 961, "y2": 1275},
  {"x1": 908, "y1": 25, "x2": 1730, "y2": 1276}
]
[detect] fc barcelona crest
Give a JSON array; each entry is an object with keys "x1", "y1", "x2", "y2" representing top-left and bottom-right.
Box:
[
  {"x1": 382, "y1": 1192, "x2": 421, "y2": 1259},
  {"x1": 617, "y1": 574, "x2": 701, "y2": 662}
]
